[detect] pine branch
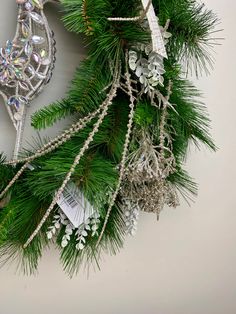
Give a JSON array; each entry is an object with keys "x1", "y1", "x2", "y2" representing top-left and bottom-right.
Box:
[
  {"x1": 155, "y1": 0, "x2": 220, "y2": 75},
  {"x1": 32, "y1": 58, "x2": 112, "y2": 130},
  {"x1": 31, "y1": 98, "x2": 75, "y2": 130},
  {"x1": 0, "y1": 154, "x2": 15, "y2": 191},
  {"x1": 168, "y1": 166, "x2": 198, "y2": 202},
  {"x1": 0, "y1": 186, "x2": 51, "y2": 274},
  {"x1": 168, "y1": 76, "x2": 216, "y2": 156}
]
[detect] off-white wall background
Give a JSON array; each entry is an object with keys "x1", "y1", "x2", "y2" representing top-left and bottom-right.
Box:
[{"x1": 0, "y1": 1, "x2": 235, "y2": 314}]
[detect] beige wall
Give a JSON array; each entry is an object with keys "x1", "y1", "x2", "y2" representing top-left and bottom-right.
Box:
[{"x1": 0, "y1": 1, "x2": 235, "y2": 314}]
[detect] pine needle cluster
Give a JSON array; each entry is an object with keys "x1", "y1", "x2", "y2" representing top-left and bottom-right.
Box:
[{"x1": 0, "y1": 0, "x2": 219, "y2": 276}]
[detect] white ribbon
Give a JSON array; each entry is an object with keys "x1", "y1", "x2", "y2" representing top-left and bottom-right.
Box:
[{"x1": 141, "y1": 0, "x2": 167, "y2": 58}]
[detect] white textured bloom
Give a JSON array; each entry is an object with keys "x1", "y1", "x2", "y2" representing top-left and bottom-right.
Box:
[
  {"x1": 76, "y1": 243, "x2": 85, "y2": 250},
  {"x1": 46, "y1": 231, "x2": 52, "y2": 239},
  {"x1": 61, "y1": 239, "x2": 68, "y2": 248}
]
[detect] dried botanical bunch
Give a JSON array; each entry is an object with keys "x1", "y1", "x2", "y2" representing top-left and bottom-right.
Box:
[{"x1": 120, "y1": 127, "x2": 179, "y2": 221}]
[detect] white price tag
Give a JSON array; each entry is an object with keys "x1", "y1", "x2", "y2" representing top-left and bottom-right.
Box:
[{"x1": 57, "y1": 183, "x2": 94, "y2": 228}]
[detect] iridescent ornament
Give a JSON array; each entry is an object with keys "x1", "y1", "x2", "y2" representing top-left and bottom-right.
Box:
[
  {"x1": 0, "y1": 41, "x2": 26, "y2": 85},
  {"x1": 0, "y1": 0, "x2": 57, "y2": 159}
]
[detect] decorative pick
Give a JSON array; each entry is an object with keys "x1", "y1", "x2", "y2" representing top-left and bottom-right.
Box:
[{"x1": 0, "y1": 0, "x2": 57, "y2": 160}]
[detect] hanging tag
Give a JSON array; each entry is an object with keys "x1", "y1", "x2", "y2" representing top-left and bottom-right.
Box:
[
  {"x1": 57, "y1": 182, "x2": 95, "y2": 228},
  {"x1": 141, "y1": 0, "x2": 167, "y2": 58}
]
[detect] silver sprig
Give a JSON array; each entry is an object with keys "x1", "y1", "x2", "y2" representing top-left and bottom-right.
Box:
[{"x1": 120, "y1": 82, "x2": 179, "y2": 219}]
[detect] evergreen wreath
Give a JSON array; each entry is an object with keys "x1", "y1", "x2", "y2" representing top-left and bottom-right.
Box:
[{"x1": 0, "y1": 0, "x2": 219, "y2": 276}]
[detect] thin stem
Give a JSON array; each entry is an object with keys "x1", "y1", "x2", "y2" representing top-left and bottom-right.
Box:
[
  {"x1": 0, "y1": 109, "x2": 102, "y2": 200},
  {"x1": 96, "y1": 51, "x2": 136, "y2": 246},
  {"x1": 23, "y1": 74, "x2": 121, "y2": 249}
]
